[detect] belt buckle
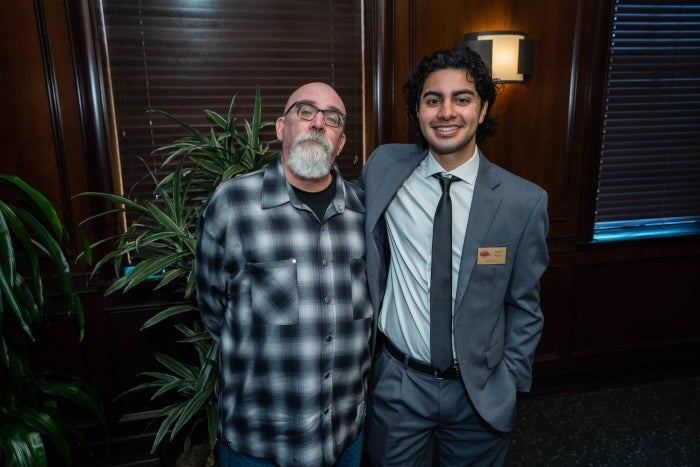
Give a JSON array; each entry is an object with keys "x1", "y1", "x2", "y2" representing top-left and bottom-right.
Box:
[{"x1": 433, "y1": 365, "x2": 458, "y2": 380}]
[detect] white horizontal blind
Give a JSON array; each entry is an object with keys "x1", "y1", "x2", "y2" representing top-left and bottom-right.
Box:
[
  {"x1": 99, "y1": 0, "x2": 363, "y2": 203},
  {"x1": 594, "y1": 0, "x2": 700, "y2": 240}
]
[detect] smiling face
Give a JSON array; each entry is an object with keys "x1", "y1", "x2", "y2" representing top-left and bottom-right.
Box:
[{"x1": 417, "y1": 68, "x2": 488, "y2": 169}]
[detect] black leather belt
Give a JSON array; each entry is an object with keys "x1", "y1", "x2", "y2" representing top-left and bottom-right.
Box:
[{"x1": 380, "y1": 333, "x2": 461, "y2": 380}]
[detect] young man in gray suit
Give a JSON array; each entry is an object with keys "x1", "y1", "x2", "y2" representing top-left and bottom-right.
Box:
[{"x1": 362, "y1": 47, "x2": 549, "y2": 466}]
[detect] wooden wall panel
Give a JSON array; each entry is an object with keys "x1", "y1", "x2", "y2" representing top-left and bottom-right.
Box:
[
  {"x1": 0, "y1": 1, "x2": 61, "y2": 200},
  {"x1": 385, "y1": 0, "x2": 699, "y2": 380},
  {"x1": 387, "y1": 0, "x2": 600, "y2": 241},
  {"x1": 536, "y1": 263, "x2": 569, "y2": 363},
  {"x1": 43, "y1": 0, "x2": 97, "y2": 228},
  {"x1": 103, "y1": 290, "x2": 195, "y2": 412},
  {"x1": 2, "y1": 0, "x2": 699, "y2": 462},
  {"x1": 472, "y1": 1, "x2": 579, "y2": 230},
  {"x1": 573, "y1": 255, "x2": 700, "y2": 358}
]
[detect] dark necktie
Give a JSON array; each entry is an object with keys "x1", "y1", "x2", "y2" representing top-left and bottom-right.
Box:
[{"x1": 431, "y1": 173, "x2": 457, "y2": 372}]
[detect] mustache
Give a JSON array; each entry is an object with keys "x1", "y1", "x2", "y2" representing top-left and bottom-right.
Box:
[{"x1": 291, "y1": 131, "x2": 334, "y2": 153}]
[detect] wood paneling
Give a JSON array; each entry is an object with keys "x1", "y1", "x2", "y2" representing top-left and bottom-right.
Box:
[
  {"x1": 0, "y1": 1, "x2": 61, "y2": 199},
  {"x1": 2, "y1": 0, "x2": 699, "y2": 462},
  {"x1": 385, "y1": 0, "x2": 699, "y2": 378},
  {"x1": 398, "y1": 0, "x2": 584, "y2": 240},
  {"x1": 573, "y1": 255, "x2": 700, "y2": 357},
  {"x1": 536, "y1": 263, "x2": 569, "y2": 363}
]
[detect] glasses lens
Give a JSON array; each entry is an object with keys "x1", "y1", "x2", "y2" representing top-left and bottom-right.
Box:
[
  {"x1": 323, "y1": 111, "x2": 343, "y2": 128},
  {"x1": 296, "y1": 103, "x2": 344, "y2": 128},
  {"x1": 297, "y1": 104, "x2": 317, "y2": 121}
]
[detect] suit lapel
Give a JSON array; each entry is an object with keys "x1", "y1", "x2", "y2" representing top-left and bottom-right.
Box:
[
  {"x1": 367, "y1": 147, "x2": 427, "y2": 233},
  {"x1": 454, "y1": 154, "x2": 502, "y2": 312}
]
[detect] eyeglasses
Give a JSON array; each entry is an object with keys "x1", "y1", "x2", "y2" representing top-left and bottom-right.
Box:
[{"x1": 284, "y1": 101, "x2": 346, "y2": 128}]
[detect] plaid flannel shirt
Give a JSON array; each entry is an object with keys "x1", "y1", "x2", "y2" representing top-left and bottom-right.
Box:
[{"x1": 195, "y1": 158, "x2": 372, "y2": 466}]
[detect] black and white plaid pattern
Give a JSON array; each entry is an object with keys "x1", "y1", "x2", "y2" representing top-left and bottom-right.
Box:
[{"x1": 196, "y1": 159, "x2": 372, "y2": 466}]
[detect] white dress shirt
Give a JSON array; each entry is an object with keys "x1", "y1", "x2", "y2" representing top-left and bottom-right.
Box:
[{"x1": 379, "y1": 148, "x2": 479, "y2": 363}]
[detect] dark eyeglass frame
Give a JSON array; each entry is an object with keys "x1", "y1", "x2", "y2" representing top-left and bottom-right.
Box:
[{"x1": 284, "y1": 101, "x2": 346, "y2": 128}]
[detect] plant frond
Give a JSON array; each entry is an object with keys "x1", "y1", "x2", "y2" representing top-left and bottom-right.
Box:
[
  {"x1": 14, "y1": 408, "x2": 71, "y2": 466},
  {"x1": 0, "y1": 174, "x2": 63, "y2": 239},
  {"x1": 168, "y1": 387, "x2": 212, "y2": 442},
  {"x1": 0, "y1": 424, "x2": 48, "y2": 467},
  {"x1": 153, "y1": 352, "x2": 198, "y2": 380},
  {"x1": 141, "y1": 304, "x2": 198, "y2": 330},
  {"x1": 37, "y1": 376, "x2": 107, "y2": 430}
]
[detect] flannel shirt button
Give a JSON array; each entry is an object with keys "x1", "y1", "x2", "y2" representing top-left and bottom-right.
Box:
[
  {"x1": 323, "y1": 408, "x2": 330, "y2": 414},
  {"x1": 324, "y1": 372, "x2": 331, "y2": 379},
  {"x1": 326, "y1": 335, "x2": 332, "y2": 342},
  {"x1": 324, "y1": 296, "x2": 331, "y2": 304},
  {"x1": 322, "y1": 259, "x2": 329, "y2": 266}
]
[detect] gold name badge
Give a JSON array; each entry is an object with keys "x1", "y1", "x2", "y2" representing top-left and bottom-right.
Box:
[{"x1": 476, "y1": 246, "x2": 507, "y2": 265}]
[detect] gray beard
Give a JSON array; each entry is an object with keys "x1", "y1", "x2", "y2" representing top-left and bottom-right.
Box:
[{"x1": 287, "y1": 132, "x2": 335, "y2": 179}]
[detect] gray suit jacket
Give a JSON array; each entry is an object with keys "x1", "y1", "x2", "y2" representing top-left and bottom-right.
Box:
[{"x1": 362, "y1": 143, "x2": 549, "y2": 432}]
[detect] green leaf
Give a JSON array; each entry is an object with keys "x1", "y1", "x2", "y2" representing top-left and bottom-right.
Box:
[
  {"x1": 0, "y1": 270, "x2": 36, "y2": 341},
  {"x1": 11, "y1": 206, "x2": 85, "y2": 338},
  {"x1": 106, "y1": 251, "x2": 191, "y2": 295},
  {"x1": 204, "y1": 109, "x2": 228, "y2": 129},
  {"x1": 0, "y1": 174, "x2": 63, "y2": 240},
  {"x1": 153, "y1": 267, "x2": 188, "y2": 290},
  {"x1": 151, "y1": 378, "x2": 191, "y2": 400},
  {"x1": 0, "y1": 334, "x2": 9, "y2": 368},
  {"x1": 153, "y1": 352, "x2": 198, "y2": 380},
  {"x1": 206, "y1": 402, "x2": 218, "y2": 448},
  {"x1": 118, "y1": 376, "x2": 176, "y2": 399},
  {"x1": 0, "y1": 424, "x2": 48, "y2": 467},
  {"x1": 150, "y1": 405, "x2": 181, "y2": 452},
  {"x1": 0, "y1": 201, "x2": 16, "y2": 279},
  {"x1": 0, "y1": 201, "x2": 43, "y2": 307},
  {"x1": 0, "y1": 174, "x2": 102, "y2": 467},
  {"x1": 16, "y1": 408, "x2": 71, "y2": 465},
  {"x1": 169, "y1": 385, "x2": 212, "y2": 441},
  {"x1": 38, "y1": 377, "x2": 107, "y2": 430},
  {"x1": 141, "y1": 304, "x2": 197, "y2": 330}
]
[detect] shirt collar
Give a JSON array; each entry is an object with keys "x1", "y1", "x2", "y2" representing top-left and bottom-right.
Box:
[
  {"x1": 261, "y1": 157, "x2": 364, "y2": 213},
  {"x1": 423, "y1": 146, "x2": 480, "y2": 185},
  {"x1": 261, "y1": 157, "x2": 290, "y2": 209}
]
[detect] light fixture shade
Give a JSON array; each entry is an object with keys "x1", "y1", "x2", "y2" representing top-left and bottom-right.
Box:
[{"x1": 460, "y1": 31, "x2": 534, "y2": 83}]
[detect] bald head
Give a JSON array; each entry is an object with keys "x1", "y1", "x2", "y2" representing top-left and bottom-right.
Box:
[{"x1": 284, "y1": 82, "x2": 346, "y2": 115}]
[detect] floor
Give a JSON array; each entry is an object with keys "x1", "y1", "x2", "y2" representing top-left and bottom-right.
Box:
[
  {"x1": 504, "y1": 374, "x2": 699, "y2": 466},
  {"x1": 75, "y1": 373, "x2": 700, "y2": 466}
]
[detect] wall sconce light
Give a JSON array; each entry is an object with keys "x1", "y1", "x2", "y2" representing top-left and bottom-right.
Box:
[{"x1": 459, "y1": 31, "x2": 534, "y2": 83}]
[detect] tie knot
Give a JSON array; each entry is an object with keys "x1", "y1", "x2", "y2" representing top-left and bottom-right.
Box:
[{"x1": 433, "y1": 173, "x2": 458, "y2": 193}]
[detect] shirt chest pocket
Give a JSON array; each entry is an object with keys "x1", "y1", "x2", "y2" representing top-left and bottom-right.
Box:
[{"x1": 246, "y1": 258, "x2": 299, "y2": 325}]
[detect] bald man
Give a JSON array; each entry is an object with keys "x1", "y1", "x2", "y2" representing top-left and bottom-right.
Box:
[{"x1": 196, "y1": 83, "x2": 372, "y2": 467}]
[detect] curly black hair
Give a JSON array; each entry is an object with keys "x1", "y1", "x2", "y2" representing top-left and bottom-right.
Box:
[{"x1": 403, "y1": 46, "x2": 502, "y2": 145}]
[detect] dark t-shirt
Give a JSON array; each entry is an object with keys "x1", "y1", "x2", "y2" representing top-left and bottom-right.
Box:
[{"x1": 292, "y1": 174, "x2": 337, "y2": 220}]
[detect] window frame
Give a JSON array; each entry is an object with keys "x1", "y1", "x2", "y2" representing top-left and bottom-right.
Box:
[
  {"x1": 592, "y1": 0, "x2": 700, "y2": 242},
  {"x1": 95, "y1": 0, "x2": 367, "y2": 205}
]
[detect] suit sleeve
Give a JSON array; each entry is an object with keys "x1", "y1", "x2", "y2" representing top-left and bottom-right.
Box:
[{"x1": 503, "y1": 190, "x2": 549, "y2": 392}]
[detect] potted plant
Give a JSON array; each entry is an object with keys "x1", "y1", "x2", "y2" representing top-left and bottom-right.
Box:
[
  {"x1": 0, "y1": 174, "x2": 106, "y2": 467},
  {"x1": 79, "y1": 88, "x2": 278, "y2": 465}
]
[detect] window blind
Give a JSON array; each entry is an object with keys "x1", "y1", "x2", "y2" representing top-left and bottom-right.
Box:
[
  {"x1": 98, "y1": 0, "x2": 363, "y2": 203},
  {"x1": 594, "y1": 0, "x2": 700, "y2": 240}
]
